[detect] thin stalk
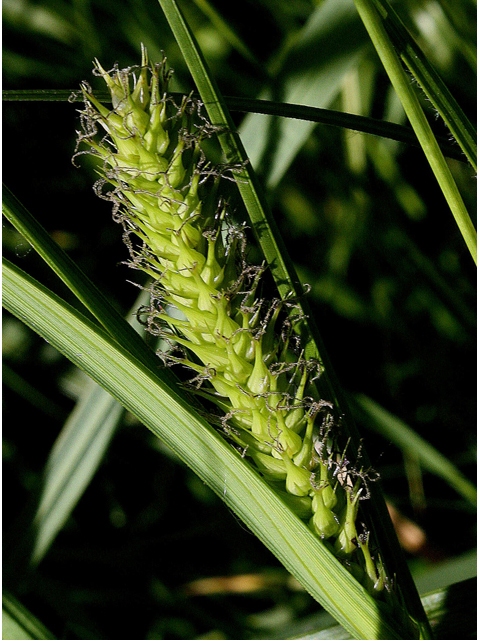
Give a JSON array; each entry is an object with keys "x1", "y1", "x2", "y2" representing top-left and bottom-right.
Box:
[
  {"x1": 354, "y1": 0, "x2": 476, "y2": 264},
  {"x1": 2, "y1": 90, "x2": 466, "y2": 163},
  {"x1": 373, "y1": 0, "x2": 477, "y2": 172}
]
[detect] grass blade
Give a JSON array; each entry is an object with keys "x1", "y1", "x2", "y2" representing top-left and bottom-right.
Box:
[
  {"x1": 2, "y1": 184, "x2": 169, "y2": 379},
  {"x1": 3, "y1": 256, "x2": 411, "y2": 640},
  {"x1": 239, "y1": 0, "x2": 369, "y2": 189},
  {"x1": 3, "y1": 90, "x2": 465, "y2": 163},
  {"x1": 3, "y1": 592, "x2": 58, "y2": 640},
  {"x1": 31, "y1": 289, "x2": 152, "y2": 564},
  {"x1": 31, "y1": 378, "x2": 123, "y2": 565},
  {"x1": 373, "y1": 0, "x2": 477, "y2": 172},
  {"x1": 354, "y1": 394, "x2": 476, "y2": 507},
  {"x1": 353, "y1": 0, "x2": 476, "y2": 264}
]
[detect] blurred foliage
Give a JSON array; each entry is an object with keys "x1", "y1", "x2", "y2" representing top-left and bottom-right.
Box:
[{"x1": 3, "y1": 0, "x2": 476, "y2": 638}]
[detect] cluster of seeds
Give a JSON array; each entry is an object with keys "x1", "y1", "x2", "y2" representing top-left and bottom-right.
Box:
[{"x1": 75, "y1": 48, "x2": 388, "y2": 597}]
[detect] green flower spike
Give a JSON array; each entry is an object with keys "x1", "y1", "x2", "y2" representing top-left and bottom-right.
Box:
[{"x1": 75, "y1": 47, "x2": 391, "y2": 602}]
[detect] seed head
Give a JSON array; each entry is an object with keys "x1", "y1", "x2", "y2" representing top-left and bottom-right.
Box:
[{"x1": 75, "y1": 48, "x2": 389, "y2": 601}]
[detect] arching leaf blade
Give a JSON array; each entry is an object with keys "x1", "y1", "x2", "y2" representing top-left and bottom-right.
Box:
[{"x1": 3, "y1": 256, "x2": 409, "y2": 640}]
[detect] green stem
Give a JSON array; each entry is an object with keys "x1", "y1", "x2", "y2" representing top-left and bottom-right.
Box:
[
  {"x1": 354, "y1": 0, "x2": 476, "y2": 265},
  {"x1": 373, "y1": 0, "x2": 477, "y2": 172}
]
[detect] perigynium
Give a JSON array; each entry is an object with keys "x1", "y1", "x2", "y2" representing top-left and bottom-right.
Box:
[{"x1": 74, "y1": 47, "x2": 389, "y2": 600}]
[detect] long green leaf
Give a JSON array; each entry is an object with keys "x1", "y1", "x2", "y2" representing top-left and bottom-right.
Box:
[
  {"x1": 3, "y1": 256, "x2": 409, "y2": 640},
  {"x1": 354, "y1": 395, "x2": 476, "y2": 507},
  {"x1": 3, "y1": 593, "x2": 58, "y2": 640},
  {"x1": 3, "y1": 90, "x2": 465, "y2": 163},
  {"x1": 353, "y1": 0, "x2": 476, "y2": 264},
  {"x1": 31, "y1": 289, "x2": 153, "y2": 564},
  {"x1": 2, "y1": 185, "x2": 169, "y2": 380},
  {"x1": 153, "y1": 3, "x2": 433, "y2": 638},
  {"x1": 373, "y1": 0, "x2": 477, "y2": 172},
  {"x1": 30, "y1": 378, "x2": 123, "y2": 564},
  {"x1": 238, "y1": 0, "x2": 369, "y2": 189}
]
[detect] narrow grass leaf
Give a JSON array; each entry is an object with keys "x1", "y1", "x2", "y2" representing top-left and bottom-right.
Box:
[
  {"x1": 2, "y1": 593, "x2": 58, "y2": 640},
  {"x1": 2, "y1": 185, "x2": 173, "y2": 381},
  {"x1": 3, "y1": 257, "x2": 410, "y2": 640},
  {"x1": 239, "y1": 0, "x2": 369, "y2": 189},
  {"x1": 354, "y1": 394, "x2": 476, "y2": 507},
  {"x1": 3, "y1": 90, "x2": 465, "y2": 163},
  {"x1": 30, "y1": 378, "x2": 123, "y2": 565},
  {"x1": 30, "y1": 289, "x2": 152, "y2": 564},
  {"x1": 353, "y1": 0, "x2": 476, "y2": 264},
  {"x1": 373, "y1": 0, "x2": 477, "y2": 172}
]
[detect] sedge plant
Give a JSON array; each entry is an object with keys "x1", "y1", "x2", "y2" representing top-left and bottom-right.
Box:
[
  {"x1": 2, "y1": 1, "x2": 475, "y2": 638},
  {"x1": 71, "y1": 47, "x2": 431, "y2": 639}
]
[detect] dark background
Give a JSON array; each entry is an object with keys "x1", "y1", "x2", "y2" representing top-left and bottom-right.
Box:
[{"x1": 3, "y1": 0, "x2": 476, "y2": 638}]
